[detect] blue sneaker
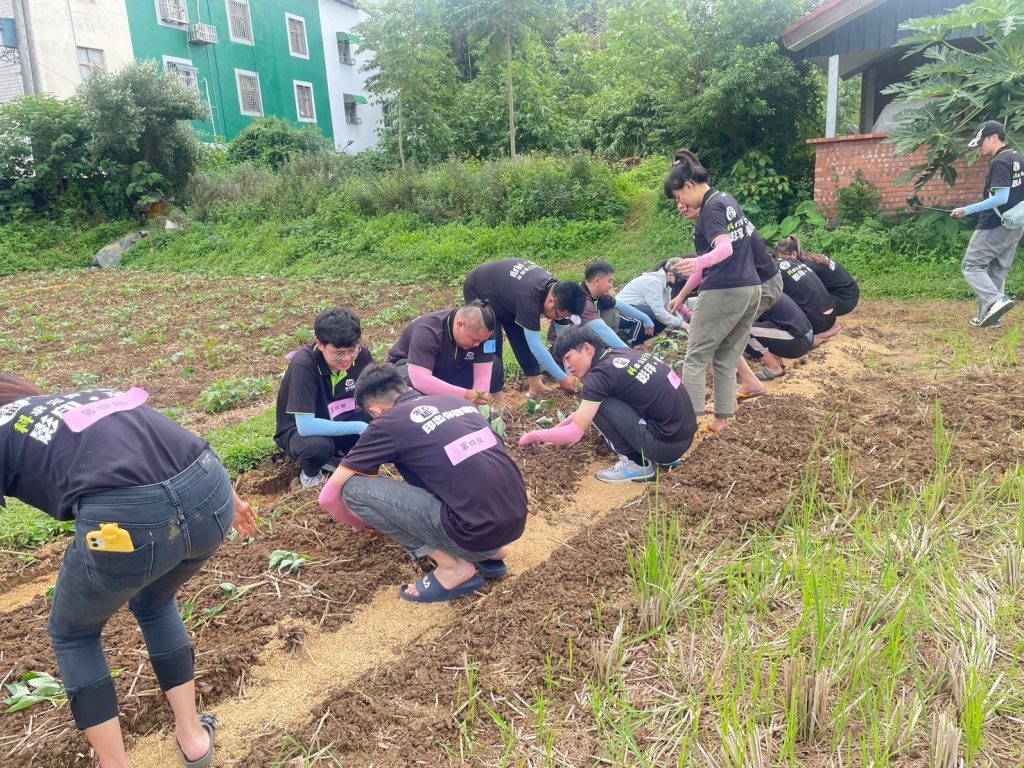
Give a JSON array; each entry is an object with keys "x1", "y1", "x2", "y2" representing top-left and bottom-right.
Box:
[{"x1": 596, "y1": 456, "x2": 656, "y2": 484}]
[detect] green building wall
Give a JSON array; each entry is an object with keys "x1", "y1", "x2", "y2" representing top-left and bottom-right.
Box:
[{"x1": 125, "y1": 0, "x2": 332, "y2": 141}]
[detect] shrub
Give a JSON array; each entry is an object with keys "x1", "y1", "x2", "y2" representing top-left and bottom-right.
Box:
[
  {"x1": 226, "y1": 117, "x2": 332, "y2": 169},
  {"x1": 836, "y1": 170, "x2": 881, "y2": 225},
  {"x1": 727, "y1": 150, "x2": 791, "y2": 225},
  {"x1": 197, "y1": 376, "x2": 274, "y2": 413}
]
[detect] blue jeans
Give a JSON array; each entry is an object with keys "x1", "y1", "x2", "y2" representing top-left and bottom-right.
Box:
[{"x1": 47, "y1": 449, "x2": 233, "y2": 729}]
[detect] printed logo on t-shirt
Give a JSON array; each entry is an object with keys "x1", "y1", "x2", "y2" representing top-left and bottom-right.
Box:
[
  {"x1": 465, "y1": 351, "x2": 475, "y2": 361},
  {"x1": 345, "y1": 379, "x2": 356, "y2": 392},
  {"x1": 509, "y1": 260, "x2": 540, "y2": 280},
  {"x1": 726, "y1": 206, "x2": 737, "y2": 221},
  {"x1": 612, "y1": 357, "x2": 630, "y2": 369},
  {"x1": 0, "y1": 398, "x2": 31, "y2": 428},
  {"x1": 410, "y1": 405, "x2": 440, "y2": 423}
]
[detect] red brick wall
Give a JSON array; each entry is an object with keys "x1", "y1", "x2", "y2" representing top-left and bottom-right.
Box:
[{"x1": 809, "y1": 133, "x2": 990, "y2": 217}]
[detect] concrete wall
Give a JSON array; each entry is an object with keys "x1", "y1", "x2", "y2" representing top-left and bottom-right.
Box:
[
  {"x1": 22, "y1": 0, "x2": 134, "y2": 98},
  {"x1": 318, "y1": 0, "x2": 379, "y2": 153},
  {"x1": 810, "y1": 132, "x2": 991, "y2": 217}
]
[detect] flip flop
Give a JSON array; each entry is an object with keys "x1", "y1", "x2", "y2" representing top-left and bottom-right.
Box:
[
  {"x1": 755, "y1": 368, "x2": 785, "y2": 382},
  {"x1": 736, "y1": 391, "x2": 765, "y2": 402},
  {"x1": 475, "y1": 559, "x2": 508, "y2": 580},
  {"x1": 699, "y1": 423, "x2": 723, "y2": 435},
  {"x1": 178, "y1": 714, "x2": 216, "y2": 768},
  {"x1": 400, "y1": 572, "x2": 485, "y2": 603}
]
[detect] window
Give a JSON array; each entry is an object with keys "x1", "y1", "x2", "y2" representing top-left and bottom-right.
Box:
[
  {"x1": 156, "y1": 0, "x2": 188, "y2": 25},
  {"x1": 235, "y1": 69, "x2": 263, "y2": 116},
  {"x1": 344, "y1": 100, "x2": 360, "y2": 125},
  {"x1": 226, "y1": 0, "x2": 253, "y2": 44},
  {"x1": 286, "y1": 14, "x2": 308, "y2": 58},
  {"x1": 77, "y1": 47, "x2": 105, "y2": 80},
  {"x1": 164, "y1": 57, "x2": 199, "y2": 94},
  {"x1": 338, "y1": 38, "x2": 353, "y2": 65},
  {"x1": 294, "y1": 81, "x2": 315, "y2": 123}
]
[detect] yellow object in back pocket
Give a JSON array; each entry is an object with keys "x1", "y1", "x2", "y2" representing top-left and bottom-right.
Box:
[{"x1": 85, "y1": 523, "x2": 135, "y2": 553}]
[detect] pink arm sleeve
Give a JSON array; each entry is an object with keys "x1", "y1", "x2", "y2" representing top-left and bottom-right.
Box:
[
  {"x1": 695, "y1": 237, "x2": 733, "y2": 270},
  {"x1": 681, "y1": 267, "x2": 703, "y2": 296},
  {"x1": 518, "y1": 419, "x2": 585, "y2": 448},
  {"x1": 318, "y1": 480, "x2": 369, "y2": 532},
  {"x1": 407, "y1": 365, "x2": 467, "y2": 398},
  {"x1": 472, "y1": 362, "x2": 493, "y2": 393}
]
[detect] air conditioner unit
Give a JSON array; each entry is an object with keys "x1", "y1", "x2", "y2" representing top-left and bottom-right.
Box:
[
  {"x1": 188, "y1": 23, "x2": 218, "y2": 44},
  {"x1": 159, "y1": 0, "x2": 188, "y2": 25}
]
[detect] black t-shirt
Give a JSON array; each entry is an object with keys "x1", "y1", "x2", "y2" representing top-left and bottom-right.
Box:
[
  {"x1": 978, "y1": 146, "x2": 1024, "y2": 230},
  {"x1": 804, "y1": 258, "x2": 859, "y2": 306},
  {"x1": 388, "y1": 309, "x2": 495, "y2": 381},
  {"x1": 750, "y1": 231, "x2": 780, "y2": 283},
  {"x1": 693, "y1": 189, "x2": 761, "y2": 290},
  {"x1": 341, "y1": 391, "x2": 528, "y2": 551},
  {"x1": 274, "y1": 345, "x2": 373, "y2": 442},
  {"x1": 777, "y1": 259, "x2": 835, "y2": 318},
  {"x1": 463, "y1": 259, "x2": 555, "y2": 332},
  {"x1": 548, "y1": 285, "x2": 611, "y2": 342},
  {"x1": 581, "y1": 348, "x2": 697, "y2": 443},
  {"x1": 754, "y1": 294, "x2": 811, "y2": 337},
  {"x1": 0, "y1": 389, "x2": 208, "y2": 521}
]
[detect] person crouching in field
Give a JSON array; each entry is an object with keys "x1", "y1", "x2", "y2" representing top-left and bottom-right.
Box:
[
  {"x1": 0, "y1": 374, "x2": 257, "y2": 768},
  {"x1": 746, "y1": 294, "x2": 814, "y2": 379},
  {"x1": 318, "y1": 364, "x2": 528, "y2": 603},
  {"x1": 548, "y1": 260, "x2": 656, "y2": 349},
  {"x1": 274, "y1": 308, "x2": 373, "y2": 488},
  {"x1": 387, "y1": 301, "x2": 503, "y2": 405},
  {"x1": 773, "y1": 235, "x2": 859, "y2": 317},
  {"x1": 518, "y1": 326, "x2": 697, "y2": 483}
]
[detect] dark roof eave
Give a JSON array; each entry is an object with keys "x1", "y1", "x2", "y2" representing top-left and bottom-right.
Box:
[{"x1": 781, "y1": 0, "x2": 889, "y2": 52}]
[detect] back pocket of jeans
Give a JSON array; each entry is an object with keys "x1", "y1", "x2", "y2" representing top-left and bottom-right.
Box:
[{"x1": 84, "y1": 542, "x2": 155, "y2": 593}]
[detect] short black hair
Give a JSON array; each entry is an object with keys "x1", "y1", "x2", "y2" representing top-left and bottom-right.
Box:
[
  {"x1": 551, "y1": 280, "x2": 587, "y2": 315},
  {"x1": 314, "y1": 308, "x2": 361, "y2": 348},
  {"x1": 664, "y1": 150, "x2": 710, "y2": 198},
  {"x1": 354, "y1": 363, "x2": 408, "y2": 411},
  {"x1": 552, "y1": 324, "x2": 608, "y2": 362},
  {"x1": 584, "y1": 260, "x2": 615, "y2": 282}
]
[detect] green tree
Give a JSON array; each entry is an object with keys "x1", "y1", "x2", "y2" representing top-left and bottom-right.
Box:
[
  {"x1": 883, "y1": 0, "x2": 1024, "y2": 187},
  {"x1": 77, "y1": 60, "x2": 203, "y2": 212},
  {"x1": 449, "y1": 0, "x2": 563, "y2": 160},
  {"x1": 0, "y1": 95, "x2": 96, "y2": 218},
  {"x1": 357, "y1": 0, "x2": 459, "y2": 168}
]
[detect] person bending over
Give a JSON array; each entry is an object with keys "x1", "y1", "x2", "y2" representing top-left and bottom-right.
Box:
[
  {"x1": 274, "y1": 308, "x2": 373, "y2": 488},
  {"x1": 774, "y1": 235, "x2": 859, "y2": 317},
  {"x1": 388, "y1": 301, "x2": 502, "y2": 405},
  {"x1": 548, "y1": 260, "x2": 655, "y2": 350},
  {"x1": 772, "y1": 247, "x2": 839, "y2": 348},
  {"x1": 318, "y1": 364, "x2": 528, "y2": 603},
  {"x1": 746, "y1": 294, "x2": 814, "y2": 379},
  {"x1": 518, "y1": 326, "x2": 697, "y2": 484},
  {"x1": 951, "y1": 119, "x2": 1024, "y2": 327},
  {"x1": 0, "y1": 374, "x2": 257, "y2": 768},
  {"x1": 463, "y1": 259, "x2": 587, "y2": 399},
  {"x1": 615, "y1": 259, "x2": 688, "y2": 345}
]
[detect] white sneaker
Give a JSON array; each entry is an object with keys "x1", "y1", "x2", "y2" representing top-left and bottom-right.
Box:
[
  {"x1": 299, "y1": 470, "x2": 326, "y2": 488},
  {"x1": 980, "y1": 296, "x2": 1014, "y2": 327},
  {"x1": 596, "y1": 456, "x2": 656, "y2": 484},
  {"x1": 970, "y1": 316, "x2": 1002, "y2": 328}
]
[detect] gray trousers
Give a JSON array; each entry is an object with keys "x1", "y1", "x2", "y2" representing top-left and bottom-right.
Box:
[
  {"x1": 592, "y1": 397, "x2": 693, "y2": 466},
  {"x1": 962, "y1": 226, "x2": 1023, "y2": 316},
  {"x1": 342, "y1": 475, "x2": 500, "y2": 562},
  {"x1": 683, "y1": 284, "x2": 761, "y2": 419}
]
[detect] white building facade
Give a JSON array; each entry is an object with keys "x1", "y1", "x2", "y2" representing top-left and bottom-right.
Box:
[
  {"x1": 3, "y1": 0, "x2": 134, "y2": 100},
  {"x1": 317, "y1": 0, "x2": 380, "y2": 153}
]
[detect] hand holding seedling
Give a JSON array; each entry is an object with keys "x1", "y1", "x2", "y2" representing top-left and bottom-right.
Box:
[
  {"x1": 559, "y1": 375, "x2": 580, "y2": 393},
  {"x1": 465, "y1": 388, "x2": 490, "y2": 405}
]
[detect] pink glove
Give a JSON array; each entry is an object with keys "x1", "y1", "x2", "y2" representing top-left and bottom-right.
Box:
[{"x1": 318, "y1": 480, "x2": 369, "y2": 532}]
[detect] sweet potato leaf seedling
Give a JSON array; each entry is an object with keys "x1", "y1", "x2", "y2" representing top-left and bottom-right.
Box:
[
  {"x1": 269, "y1": 550, "x2": 309, "y2": 573},
  {"x1": 4, "y1": 672, "x2": 67, "y2": 714},
  {"x1": 478, "y1": 404, "x2": 507, "y2": 439}
]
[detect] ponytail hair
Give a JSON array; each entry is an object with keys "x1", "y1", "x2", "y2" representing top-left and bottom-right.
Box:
[
  {"x1": 664, "y1": 149, "x2": 710, "y2": 198},
  {"x1": 774, "y1": 234, "x2": 830, "y2": 266},
  {"x1": 461, "y1": 299, "x2": 497, "y2": 333},
  {"x1": 0, "y1": 374, "x2": 43, "y2": 407}
]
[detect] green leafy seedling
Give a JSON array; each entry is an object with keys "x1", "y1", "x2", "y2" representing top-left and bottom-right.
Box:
[
  {"x1": 269, "y1": 550, "x2": 309, "y2": 574},
  {"x1": 4, "y1": 672, "x2": 67, "y2": 714}
]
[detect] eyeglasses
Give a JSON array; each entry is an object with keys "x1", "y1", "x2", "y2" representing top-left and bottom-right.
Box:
[{"x1": 322, "y1": 344, "x2": 361, "y2": 361}]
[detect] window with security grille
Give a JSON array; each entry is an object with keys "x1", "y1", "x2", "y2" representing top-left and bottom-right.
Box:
[
  {"x1": 286, "y1": 14, "x2": 308, "y2": 58},
  {"x1": 227, "y1": 0, "x2": 253, "y2": 44},
  {"x1": 236, "y1": 70, "x2": 263, "y2": 116},
  {"x1": 158, "y1": 0, "x2": 188, "y2": 25},
  {"x1": 338, "y1": 38, "x2": 353, "y2": 65},
  {"x1": 77, "y1": 47, "x2": 105, "y2": 81},
  {"x1": 344, "y1": 101, "x2": 360, "y2": 124},
  {"x1": 166, "y1": 60, "x2": 199, "y2": 94},
  {"x1": 295, "y1": 82, "x2": 315, "y2": 122}
]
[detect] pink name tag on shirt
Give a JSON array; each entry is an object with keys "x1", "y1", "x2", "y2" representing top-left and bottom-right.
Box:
[
  {"x1": 444, "y1": 426, "x2": 498, "y2": 466},
  {"x1": 328, "y1": 398, "x2": 356, "y2": 419},
  {"x1": 61, "y1": 388, "x2": 149, "y2": 432},
  {"x1": 667, "y1": 370, "x2": 681, "y2": 389}
]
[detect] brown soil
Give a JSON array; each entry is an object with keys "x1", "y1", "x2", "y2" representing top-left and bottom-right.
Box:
[{"x1": 1, "y1": 298, "x2": 1023, "y2": 766}]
